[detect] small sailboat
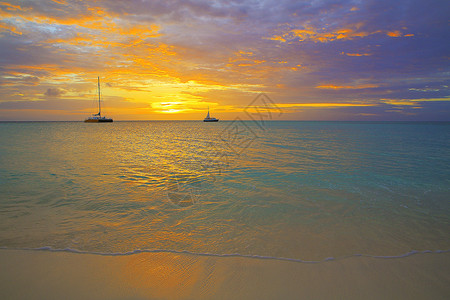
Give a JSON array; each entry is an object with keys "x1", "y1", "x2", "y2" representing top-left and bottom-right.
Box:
[
  {"x1": 203, "y1": 107, "x2": 219, "y2": 122},
  {"x1": 85, "y1": 77, "x2": 113, "y2": 123}
]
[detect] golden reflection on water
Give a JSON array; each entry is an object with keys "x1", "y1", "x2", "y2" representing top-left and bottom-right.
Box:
[{"x1": 0, "y1": 121, "x2": 449, "y2": 261}]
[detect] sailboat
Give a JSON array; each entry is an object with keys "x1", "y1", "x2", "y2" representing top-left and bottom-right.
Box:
[
  {"x1": 84, "y1": 77, "x2": 113, "y2": 123},
  {"x1": 203, "y1": 107, "x2": 219, "y2": 122}
]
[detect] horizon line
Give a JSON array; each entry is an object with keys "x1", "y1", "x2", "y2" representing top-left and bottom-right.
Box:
[{"x1": 1, "y1": 120, "x2": 449, "y2": 123}]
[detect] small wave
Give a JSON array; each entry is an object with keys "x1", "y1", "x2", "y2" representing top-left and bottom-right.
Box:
[{"x1": 0, "y1": 247, "x2": 448, "y2": 264}]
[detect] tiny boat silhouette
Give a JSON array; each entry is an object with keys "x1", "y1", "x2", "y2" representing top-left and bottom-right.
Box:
[
  {"x1": 203, "y1": 107, "x2": 219, "y2": 122},
  {"x1": 85, "y1": 77, "x2": 113, "y2": 123}
]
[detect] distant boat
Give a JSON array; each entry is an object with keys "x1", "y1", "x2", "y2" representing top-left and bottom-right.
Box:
[
  {"x1": 85, "y1": 77, "x2": 113, "y2": 123},
  {"x1": 203, "y1": 107, "x2": 219, "y2": 122}
]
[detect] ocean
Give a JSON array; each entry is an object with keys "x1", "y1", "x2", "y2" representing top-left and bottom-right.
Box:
[{"x1": 1, "y1": 120, "x2": 449, "y2": 263}]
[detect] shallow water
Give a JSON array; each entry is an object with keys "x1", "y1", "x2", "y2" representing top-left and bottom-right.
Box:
[{"x1": 0, "y1": 121, "x2": 449, "y2": 260}]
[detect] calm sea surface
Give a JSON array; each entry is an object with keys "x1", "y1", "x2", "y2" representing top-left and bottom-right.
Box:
[{"x1": 0, "y1": 121, "x2": 449, "y2": 260}]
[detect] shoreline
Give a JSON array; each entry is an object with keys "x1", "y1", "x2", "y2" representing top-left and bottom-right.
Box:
[{"x1": 1, "y1": 246, "x2": 449, "y2": 263}]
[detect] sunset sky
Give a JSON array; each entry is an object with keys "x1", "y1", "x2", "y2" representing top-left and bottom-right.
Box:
[{"x1": 0, "y1": 0, "x2": 449, "y2": 121}]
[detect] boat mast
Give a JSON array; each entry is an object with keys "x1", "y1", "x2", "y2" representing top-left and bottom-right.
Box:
[{"x1": 98, "y1": 76, "x2": 101, "y2": 116}]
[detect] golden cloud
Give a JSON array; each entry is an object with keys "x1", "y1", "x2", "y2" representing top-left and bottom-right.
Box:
[
  {"x1": 386, "y1": 31, "x2": 402, "y2": 37},
  {"x1": 0, "y1": 21, "x2": 22, "y2": 35},
  {"x1": 268, "y1": 23, "x2": 412, "y2": 44},
  {"x1": 381, "y1": 96, "x2": 450, "y2": 106},
  {"x1": 315, "y1": 84, "x2": 379, "y2": 89},
  {"x1": 340, "y1": 52, "x2": 372, "y2": 57},
  {"x1": 267, "y1": 23, "x2": 376, "y2": 43}
]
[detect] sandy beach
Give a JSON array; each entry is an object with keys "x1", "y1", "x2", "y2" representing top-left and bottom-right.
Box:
[{"x1": 1, "y1": 249, "x2": 449, "y2": 299}]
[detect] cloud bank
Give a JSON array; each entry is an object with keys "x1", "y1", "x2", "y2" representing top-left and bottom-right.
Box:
[{"x1": 0, "y1": 0, "x2": 449, "y2": 120}]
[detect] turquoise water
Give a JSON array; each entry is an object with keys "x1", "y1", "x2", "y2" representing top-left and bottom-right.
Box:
[{"x1": 0, "y1": 121, "x2": 449, "y2": 261}]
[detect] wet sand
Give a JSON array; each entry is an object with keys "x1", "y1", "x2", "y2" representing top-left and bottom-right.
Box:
[{"x1": 0, "y1": 249, "x2": 449, "y2": 299}]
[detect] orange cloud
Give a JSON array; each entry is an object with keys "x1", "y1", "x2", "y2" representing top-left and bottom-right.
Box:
[
  {"x1": 387, "y1": 31, "x2": 402, "y2": 37},
  {"x1": 381, "y1": 96, "x2": 450, "y2": 106},
  {"x1": 0, "y1": 1, "x2": 22, "y2": 11},
  {"x1": 340, "y1": 52, "x2": 372, "y2": 57},
  {"x1": 267, "y1": 35, "x2": 286, "y2": 42},
  {"x1": 0, "y1": 1, "x2": 114, "y2": 29},
  {"x1": 226, "y1": 50, "x2": 267, "y2": 69},
  {"x1": 51, "y1": 0, "x2": 67, "y2": 5},
  {"x1": 120, "y1": 24, "x2": 161, "y2": 37},
  {"x1": 268, "y1": 23, "x2": 378, "y2": 43},
  {"x1": 268, "y1": 23, "x2": 412, "y2": 44},
  {"x1": 0, "y1": 21, "x2": 22, "y2": 35},
  {"x1": 316, "y1": 84, "x2": 379, "y2": 89}
]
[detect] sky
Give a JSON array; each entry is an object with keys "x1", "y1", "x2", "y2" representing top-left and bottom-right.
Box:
[{"x1": 0, "y1": 0, "x2": 449, "y2": 121}]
